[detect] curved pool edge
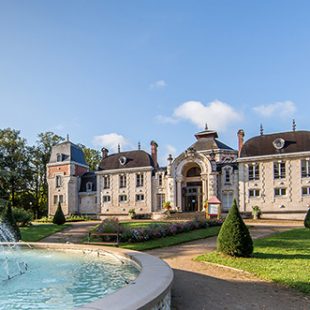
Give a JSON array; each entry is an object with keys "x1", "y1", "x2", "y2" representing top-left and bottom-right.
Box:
[{"x1": 19, "y1": 242, "x2": 174, "y2": 310}]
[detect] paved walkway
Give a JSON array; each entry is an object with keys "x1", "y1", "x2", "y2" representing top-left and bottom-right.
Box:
[
  {"x1": 41, "y1": 221, "x2": 100, "y2": 243},
  {"x1": 41, "y1": 220, "x2": 309, "y2": 309}
]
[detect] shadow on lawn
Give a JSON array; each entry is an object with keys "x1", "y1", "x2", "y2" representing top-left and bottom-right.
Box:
[{"x1": 254, "y1": 252, "x2": 310, "y2": 260}]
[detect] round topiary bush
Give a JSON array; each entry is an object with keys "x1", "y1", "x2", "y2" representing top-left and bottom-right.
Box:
[
  {"x1": 1, "y1": 203, "x2": 21, "y2": 241},
  {"x1": 304, "y1": 208, "x2": 310, "y2": 228},
  {"x1": 52, "y1": 202, "x2": 66, "y2": 225},
  {"x1": 217, "y1": 199, "x2": 253, "y2": 257}
]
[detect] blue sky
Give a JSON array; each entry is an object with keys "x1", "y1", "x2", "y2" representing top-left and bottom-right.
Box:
[{"x1": 1, "y1": 1, "x2": 310, "y2": 165}]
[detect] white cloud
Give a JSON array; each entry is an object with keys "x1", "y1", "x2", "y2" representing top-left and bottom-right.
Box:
[
  {"x1": 93, "y1": 133, "x2": 130, "y2": 153},
  {"x1": 149, "y1": 80, "x2": 167, "y2": 90},
  {"x1": 158, "y1": 100, "x2": 242, "y2": 131},
  {"x1": 253, "y1": 101, "x2": 296, "y2": 118},
  {"x1": 156, "y1": 115, "x2": 179, "y2": 124}
]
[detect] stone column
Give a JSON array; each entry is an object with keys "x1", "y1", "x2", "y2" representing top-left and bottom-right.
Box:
[
  {"x1": 201, "y1": 173, "x2": 208, "y2": 205},
  {"x1": 176, "y1": 176, "x2": 183, "y2": 211}
]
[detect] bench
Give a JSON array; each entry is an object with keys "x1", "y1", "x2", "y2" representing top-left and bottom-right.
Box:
[{"x1": 87, "y1": 231, "x2": 121, "y2": 246}]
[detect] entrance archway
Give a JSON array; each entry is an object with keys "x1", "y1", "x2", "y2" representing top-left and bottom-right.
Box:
[{"x1": 182, "y1": 163, "x2": 203, "y2": 212}]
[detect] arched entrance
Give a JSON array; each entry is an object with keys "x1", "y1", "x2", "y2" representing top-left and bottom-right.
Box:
[{"x1": 182, "y1": 163, "x2": 203, "y2": 212}]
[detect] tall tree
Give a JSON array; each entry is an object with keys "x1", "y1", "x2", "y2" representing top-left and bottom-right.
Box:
[
  {"x1": 31, "y1": 132, "x2": 64, "y2": 217},
  {"x1": 78, "y1": 144, "x2": 101, "y2": 171},
  {"x1": 0, "y1": 128, "x2": 32, "y2": 206}
]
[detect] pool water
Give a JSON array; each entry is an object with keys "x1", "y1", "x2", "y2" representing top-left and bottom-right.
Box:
[{"x1": 0, "y1": 248, "x2": 139, "y2": 310}]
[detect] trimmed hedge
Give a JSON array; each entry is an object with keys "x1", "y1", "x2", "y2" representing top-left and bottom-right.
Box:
[
  {"x1": 217, "y1": 199, "x2": 253, "y2": 257},
  {"x1": 304, "y1": 208, "x2": 310, "y2": 228},
  {"x1": 52, "y1": 202, "x2": 66, "y2": 225}
]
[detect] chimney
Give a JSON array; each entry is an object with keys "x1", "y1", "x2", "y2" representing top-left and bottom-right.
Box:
[
  {"x1": 237, "y1": 129, "x2": 245, "y2": 157},
  {"x1": 101, "y1": 147, "x2": 109, "y2": 159},
  {"x1": 150, "y1": 140, "x2": 159, "y2": 169}
]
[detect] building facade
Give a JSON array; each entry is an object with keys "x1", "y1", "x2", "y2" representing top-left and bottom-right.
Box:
[{"x1": 47, "y1": 126, "x2": 310, "y2": 220}]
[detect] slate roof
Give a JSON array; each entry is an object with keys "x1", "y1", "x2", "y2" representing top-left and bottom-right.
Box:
[
  {"x1": 190, "y1": 138, "x2": 234, "y2": 151},
  {"x1": 49, "y1": 141, "x2": 87, "y2": 166},
  {"x1": 79, "y1": 172, "x2": 97, "y2": 192},
  {"x1": 240, "y1": 131, "x2": 310, "y2": 158},
  {"x1": 98, "y1": 150, "x2": 155, "y2": 171}
]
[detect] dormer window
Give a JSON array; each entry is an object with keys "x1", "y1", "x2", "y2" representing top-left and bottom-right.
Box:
[
  {"x1": 56, "y1": 153, "x2": 63, "y2": 162},
  {"x1": 56, "y1": 175, "x2": 62, "y2": 188},
  {"x1": 86, "y1": 182, "x2": 92, "y2": 192}
]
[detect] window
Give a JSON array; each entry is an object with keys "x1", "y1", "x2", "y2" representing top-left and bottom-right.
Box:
[
  {"x1": 103, "y1": 195, "x2": 111, "y2": 202},
  {"x1": 119, "y1": 175, "x2": 127, "y2": 188},
  {"x1": 274, "y1": 162, "x2": 286, "y2": 179},
  {"x1": 301, "y1": 160, "x2": 310, "y2": 178},
  {"x1": 86, "y1": 182, "x2": 92, "y2": 192},
  {"x1": 56, "y1": 175, "x2": 62, "y2": 188},
  {"x1": 274, "y1": 188, "x2": 286, "y2": 196},
  {"x1": 103, "y1": 175, "x2": 110, "y2": 189},
  {"x1": 224, "y1": 169, "x2": 231, "y2": 184},
  {"x1": 222, "y1": 191, "x2": 233, "y2": 210},
  {"x1": 136, "y1": 194, "x2": 144, "y2": 202},
  {"x1": 249, "y1": 189, "x2": 260, "y2": 197},
  {"x1": 248, "y1": 164, "x2": 260, "y2": 181},
  {"x1": 136, "y1": 174, "x2": 144, "y2": 187},
  {"x1": 54, "y1": 195, "x2": 63, "y2": 205},
  {"x1": 159, "y1": 174, "x2": 163, "y2": 187},
  {"x1": 119, "y1": 195, "x2": 127, "y2": 202},
  {"x1": 56, "y1": 153, "x2": 63, "y2": 162},
  {"x1": 157, "y1": 194, "x2": 165, "y2": 209},
  {"x1": 302, "y1": 187, "x2": 310, "y2": 196}
]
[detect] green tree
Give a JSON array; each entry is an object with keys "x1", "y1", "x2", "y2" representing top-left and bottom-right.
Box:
[
  {"x1": 52, "y1": 202, "x2": 66, "y2": 225},
  {"x1": 1, "y1": 203, "x2": 21, "y2": 240},
  {"x1": 0, "y1": 128, "x2": 32, "y2": 206},
  {"x1": 217, "y1": 199, "x2": 253, "y2": 257},
  {"x1": 31, "y1": 132, "x2": 64, "y2": 218},
  {"x1": 304, "y1": 208, "x2": 310, "y2": 228},
  {"x1": 78, "y1": 144, "x2": 101, "y2": 171}
]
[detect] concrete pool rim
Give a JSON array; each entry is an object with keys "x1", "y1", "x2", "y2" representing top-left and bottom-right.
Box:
[{"x1": 14, "y1": 242, "x2": 174, "y2": 310}]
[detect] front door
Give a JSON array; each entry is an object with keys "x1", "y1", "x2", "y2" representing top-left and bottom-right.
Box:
[{"x1": 183, "y1": 184, "x2": 202, "y2": 212}]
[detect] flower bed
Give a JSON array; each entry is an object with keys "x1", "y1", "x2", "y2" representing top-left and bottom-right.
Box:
[{"x1": 95, "y1": 218, "x2": 223, "y2": 243}]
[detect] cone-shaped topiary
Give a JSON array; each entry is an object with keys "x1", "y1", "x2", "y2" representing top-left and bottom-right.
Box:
[
  {"x1": 52, "y1": 202, "x2": 66, "y2": 225},
  {"x1": 217, "y1": 199, "x2": 253, "y2": 257},
  {"x1": 1, "y1": 203, "x2": 21, "y2": 241},
  {"x1": 304, "y1": 208, "x2": 310, "y2": 228}
]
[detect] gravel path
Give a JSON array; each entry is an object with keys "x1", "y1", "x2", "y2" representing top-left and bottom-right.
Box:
[{"x1": 147, "y1": 223, "x2": 309, "y2": 310}]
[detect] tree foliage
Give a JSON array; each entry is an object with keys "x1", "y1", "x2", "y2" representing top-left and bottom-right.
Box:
[
  {"x1": 217, "y1": 199, "x2": 253, "y2": 257},
  {"x1": 78, "y1": 144, "x2": 101, "y2": 171},
  {"x1": 52, "y1": 202, "x2": 66, "y2": 225},
  {"x1": 304, "y1": 208, "x2": 310, "y2": 228}
]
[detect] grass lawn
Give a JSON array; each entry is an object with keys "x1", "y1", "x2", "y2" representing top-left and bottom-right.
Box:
[
  {"x1": 120, "y1": 221, "x2": 169, "y2": 229},
  {"x1": 196, "y1": 228, "x2": 310, "y2": 294},
  {"x1": 20, "y1": 223, "x2": 71, "y2": 242},
  {"x1": 120, "y1": 226, "x2": 220, "y2": 251}
]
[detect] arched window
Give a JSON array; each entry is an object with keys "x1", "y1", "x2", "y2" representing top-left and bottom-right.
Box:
[
  {"x1": 56, "y1": 175, "x2": 62, "y2": 188},
  {"x1": 56, "y1": 153, "x2": 63, "y2": 162},
  {"x1": 186, "y1": 166, "x2": 201, "y2": 177},
  {"x1": 86, "y1": 182, "x2": 92, "y2": 192}
]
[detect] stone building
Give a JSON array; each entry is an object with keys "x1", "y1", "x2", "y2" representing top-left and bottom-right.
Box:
[
  {"x1": 47, "y1": 125, "x2": 310, "y2": 220},
  {"x1": 238, "y1": 128, "x2": 310, "y2": 220}
]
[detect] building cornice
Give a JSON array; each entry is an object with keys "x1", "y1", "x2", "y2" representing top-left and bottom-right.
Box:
[
  {"x1": 47, "y1": 161, "x2": 89, "y2": 169},
  {"x1": 96, "y1": 166, "x2": 153, "y2": 175},
  {"x1": 237, "y1": 151, "x2": 310, "y2": 163}
]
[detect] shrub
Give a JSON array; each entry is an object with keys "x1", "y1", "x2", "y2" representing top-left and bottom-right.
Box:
[
  {"x1": 66, "y1": 215, "x2": 91, "y2": 222},
  {"x1": 97, "y1": 217, "x2": 120, "y2": 234},
  {"x1": 12, "y1": 207, "x2": 33, "y2": 226},
  {"x1": 128, "y1": 209, "x2": 136, "y2": 219},
  {"x1": 52, "y1": 202, "x2": 66, "y2": 225},
  {"x1": 304, "y1": 208, "x2": 310, "y2": 228},
  {"x1": 217, "y1": 199, "x2": 253, "y2": 257},
  {"x1": 1, "y1": 203, "x2": 21, "y2": 240},
  {"x1": 35, "y1": 216, "x2": 53, "y2": 223}
]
